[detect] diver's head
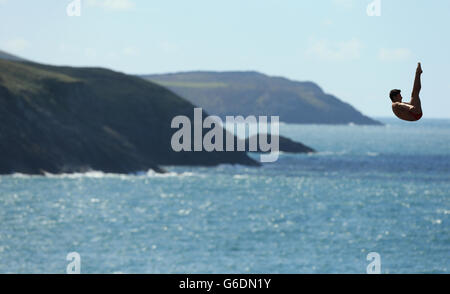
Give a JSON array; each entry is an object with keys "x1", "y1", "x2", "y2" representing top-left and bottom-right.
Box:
[{"x1": 389, "y1": 89, "x2": 402, "y2": 102}]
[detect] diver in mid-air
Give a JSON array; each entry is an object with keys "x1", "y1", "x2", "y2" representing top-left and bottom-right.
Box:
[{"x1": 390, "y1": 62, "x2": 423, "y2": 121}]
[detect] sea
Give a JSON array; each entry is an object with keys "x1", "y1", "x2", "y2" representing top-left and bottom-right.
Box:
[{"x1": 0, "y1": 118, "x2": 449, "y2": 273}]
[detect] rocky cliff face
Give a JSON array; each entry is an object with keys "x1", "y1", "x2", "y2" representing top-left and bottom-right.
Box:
[
  {"x1": 0, "y1": 59, "x2": 258, "y2": 174},
  {"x1": 245, "y1": 134, "x2": 315, "y2": 154}
]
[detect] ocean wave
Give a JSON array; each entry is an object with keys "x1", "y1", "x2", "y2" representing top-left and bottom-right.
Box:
[
  {"x1": 44, "y1": 171, "x2": 121, "y2": 179},
  {"x1": 9, "y1": 171, "x2": 127, "y2": 179},
  {"x1": 8, "y1": 169, "x2": 197, "y2": 179},
  {"x1": 308, "y1": 151, "x2": 349, "y2": 156},
  {"x1": 233, "y1": 174, "x2": 249, "y2": 179},
  {"x1": 306, "y1": 151, "x2": 380, "y2": 157},
  {"x1": 146, "y1": 170, "x2": 195, "y2": 178},
  {"x1": 10, "y1": 173, "x2": 35, "y2": 179}
]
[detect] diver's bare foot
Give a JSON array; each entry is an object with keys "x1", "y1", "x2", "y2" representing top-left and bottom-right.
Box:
[{"x1": 417, "y1": 62, "x2": 423, "y2": 74}]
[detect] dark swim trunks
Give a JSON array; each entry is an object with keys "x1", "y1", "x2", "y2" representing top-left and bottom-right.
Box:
[{"x1": 411, "y1": 111, "x2": 423, "y2": 120}]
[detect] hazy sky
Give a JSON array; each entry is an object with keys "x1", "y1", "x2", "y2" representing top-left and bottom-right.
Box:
[{"x1": 1, "y1": 0, "x2": 449, "y2": 118}]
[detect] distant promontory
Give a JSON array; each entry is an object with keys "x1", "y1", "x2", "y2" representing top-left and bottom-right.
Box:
[{"x1": 143, "y1": 71, "x2": 382, "y2": 125}]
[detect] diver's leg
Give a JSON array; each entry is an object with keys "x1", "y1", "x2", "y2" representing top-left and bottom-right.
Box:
[{"x1": 410, "y1": 63, "x2": 422, "y2": 113}]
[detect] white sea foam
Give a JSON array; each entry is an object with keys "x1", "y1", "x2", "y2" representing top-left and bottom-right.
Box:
[
  {"x1": 9, "y1": 169, "x2": 197, "y2": 179},
  {"x1": 233, "y1": 174, "x2": 248, "y2": 179},
  {"x1": 309, "y1": 151, "x2": 349, "y2": 156},
  {"x1": 11, "y1": 173, "x2": 34, "y2": 179},
  {"x1": 146, "y1": 170, "x2": 195, "y2": 178},
  {"x1": 43, "y1": 171, "x2": 128, "y2": 179},
  {"x1": 437, "y1": 209, "x2": 450, "y2": 215}
]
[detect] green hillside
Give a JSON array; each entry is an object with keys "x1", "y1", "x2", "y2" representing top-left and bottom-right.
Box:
[
  {"x1": 0, "y1": 59, "x2": 258, "y2": 174},
  {"x1": 143, "y1": 71, "x2": 381, "y2": 125}
]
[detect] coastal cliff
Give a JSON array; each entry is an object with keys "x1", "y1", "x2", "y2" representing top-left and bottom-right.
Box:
[{"x1": 0, "y1": 58, "x2": 258, "y2": 174}]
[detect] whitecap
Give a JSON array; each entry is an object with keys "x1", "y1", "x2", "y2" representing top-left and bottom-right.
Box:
[
  {"x1": 431, "y1": 219, "x2": 442, "y2": 225},
  {"x1": 310, "y1": 151, "x2": 348, "y2": 156},
  {"x1": 43, "y1": 171, "x2": 128, "y2": 179},
  {"x1": 11, "y1": 173, "x2": 33, "y2": 179},
  {"x1": 146, "y1": 170, "x2": 195, "y2": 178}
]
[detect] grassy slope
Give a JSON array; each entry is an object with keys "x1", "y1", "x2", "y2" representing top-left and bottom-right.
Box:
[
  {"x1": 0, "y1": 60, "x2": 257, "y2": 174},
  {"x1": 144, "y1": 71, "x2": 382, "y2": 125}
]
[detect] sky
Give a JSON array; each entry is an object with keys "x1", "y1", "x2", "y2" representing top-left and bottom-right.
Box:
[{"x1": 1, "y1": 0, "x2": 449, "y2": 118}]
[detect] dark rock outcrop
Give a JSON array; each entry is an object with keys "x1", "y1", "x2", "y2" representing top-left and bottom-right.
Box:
[{"x1": 245, "y1": 134, "x2": 315, "y2": 153}]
